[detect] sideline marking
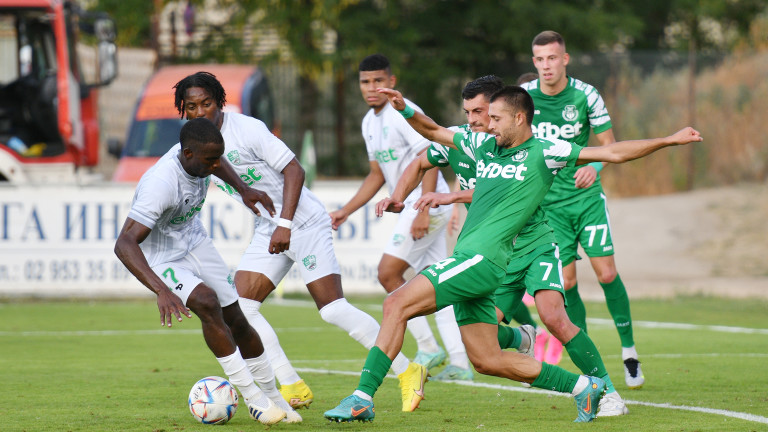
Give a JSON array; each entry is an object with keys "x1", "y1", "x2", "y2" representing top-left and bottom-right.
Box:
[
  {"x1": 267, "y1": 298, "x2": 768, "y2": 335},
  {"x1": 296, "y1": 367, "x2": 768, "y2": 425}
]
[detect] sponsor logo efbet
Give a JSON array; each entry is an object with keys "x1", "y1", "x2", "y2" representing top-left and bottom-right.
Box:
[
  {"x1": 532, "y1": 121, "x2": 583, "y2": 140},
  {"x1": 476, "y1": 159, "x2": 527, "y2": 181},
  {"x1": 171, "y1": 199, "x2": 205, "y2": 224}
]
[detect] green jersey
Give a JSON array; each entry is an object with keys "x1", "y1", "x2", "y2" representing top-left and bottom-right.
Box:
[
  {"x1": 521, "y1": 77, "x2": 612, "y2": 209},
  {"x1": 451, "y1": 131, "x2": 581, "y2": 269},
  {"x1": 426, "y1": 125, "x2": 476, "y2": 210}
]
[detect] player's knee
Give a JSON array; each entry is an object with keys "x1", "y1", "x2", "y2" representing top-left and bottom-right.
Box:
[
  {"x1": 187, "y1": 286, "x2": 221, "y2": 321},
  {"x1": 539, "y1": 312, "x2": 573, "y2": 342},
  {"x1": 470, "y1": 355, "x2": 501, "y2": 376},
  {"x1": 225, "y1": 310, "x2": 252, "y2": 339},
  {"x1": 563, "y1": 277, "x2": 577, "y2": 290},
  {"x1": 381, "y1": 294, "x2": 408, "y2": 322},
  {"x1": 596, "y1": 268, "x2": 618, "y2": 284},
  {"x1": 377, "y1": 268, "x2": 397, "y2": 288}
]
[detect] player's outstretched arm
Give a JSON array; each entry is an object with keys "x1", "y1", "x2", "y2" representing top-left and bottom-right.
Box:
[
  {"x1": 377, "y1": 88, "x2": 457, "y2": 148},
  {"x1": 414, "y1": 189, "x2": 474, "y2": 213},
  {"x1": 573, "y1": 129, "x2": 615, "y2": 189},
  {"x1": 375, "y1": 152, "x2": 437, "y2": 217},
  {"x1": 114, "y1": 218, "x2": 192, "y2": 327},
  {"x1": 577, "y1": 127, "x2": 703, "y2": 165},
  {"x1": 330, "y1": 160, "x2": 386, "y2": 229},
  {"x1": 213, "y1": 157, "x2": 276, "y2": 217}
]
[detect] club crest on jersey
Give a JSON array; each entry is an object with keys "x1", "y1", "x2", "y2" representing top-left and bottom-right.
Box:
[
  {"x1": 302, "y1": 255, "x2": 317, "y2": 271},
  {"x1": 227, "y1": 150, "x2": 241, "y2": 165},
  {"x1": 392, "y1": 234, "x2": 405, "y2": 246},
  {"x1": 512, "y1": 149, "x2": 528, "y2": 162},
  {"x1": 562, "y1": 105, "x2": 578, "y2": 122}
]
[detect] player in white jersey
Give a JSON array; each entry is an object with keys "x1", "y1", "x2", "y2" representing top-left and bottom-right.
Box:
[
  {"x1": 114, "y1": 118, "x2": 300, "y2": 425},
  {"x1": 173, "y1": 71, "x2": 423, "y2": 412},
  {"x1": 329, "y1": 54, "x2": 472, "y2": 379}
]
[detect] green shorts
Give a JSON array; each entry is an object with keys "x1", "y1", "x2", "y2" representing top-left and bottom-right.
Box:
[
  {"x1": 421, "y1": 250, "x2": 505, "y2": 327},
  {"x1": 545, "y1": 193, "x2": 615, "y2": 266},
  {"x1": 494, "y1": 242, "x2": 566, "y2": 324}
]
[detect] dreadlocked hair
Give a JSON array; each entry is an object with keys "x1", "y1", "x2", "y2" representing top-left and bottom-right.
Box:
[{"x1": 173, "y1": 71, "x2": 227, "y2": 118}]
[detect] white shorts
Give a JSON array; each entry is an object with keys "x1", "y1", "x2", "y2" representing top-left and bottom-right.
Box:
[
  {"x1": 237, "y1": 214, "x2": 341, "y2": 286},
  {"x1": 150, "y1": 238, "x2": 239, "y2": 307},
  {"x1": 383, "y1": 206, "x2": 450, "y2": 270}
]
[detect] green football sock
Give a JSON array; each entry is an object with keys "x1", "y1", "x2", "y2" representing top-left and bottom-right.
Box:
[
  {"x1": 511, "y1": 302, "x2": 538, "y2": 328},
  {"x1": 601, "y1": 274, "x2": 635, "y2": 347},
  {"x1": 357, "y1": 346, "x2": 393, "y2": 398},
  {"x1": 497, "y1": 324, "x2": 522, "y2": 350},
  {"x1": 565, "y1": 284, "x2": 588, "y2": 333},
  {"x1": 531, "y1": 362, "x2": 580, "y2": 393},
  {"x1": 564, "y1": 329, "x2": 616, "y2": 393}
]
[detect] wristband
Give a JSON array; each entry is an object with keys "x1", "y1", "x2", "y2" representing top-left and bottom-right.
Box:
[
  {"x1": 398, "y1": 104, "x2": 415, "y2": 119},
  {"x1": 277, "y1": 218, "x2": 293, "y2": 229},
  {"x1": 588, "y1": 162, "x2": 604, "y2": 173}
]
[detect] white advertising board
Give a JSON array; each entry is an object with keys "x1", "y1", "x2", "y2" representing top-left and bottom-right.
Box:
[{"x1": 0, "y1": 180, "x2": 400, "y2": 297}]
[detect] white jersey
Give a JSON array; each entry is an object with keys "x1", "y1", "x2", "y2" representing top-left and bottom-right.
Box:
[
  {"x1": 127, "y1": 147, "x2": 210, "y2": 268},
  {"x1": 212, "y1": 112, "x2": 328, "y2": 229},
  {"x1": 362, "y1": 99, "x2": 450, "y2": 208}
]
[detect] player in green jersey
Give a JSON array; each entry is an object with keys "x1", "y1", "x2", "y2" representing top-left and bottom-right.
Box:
[
  {"x1": 521, "y1": 30, "x2": 645, "y2": 388},
  {"x1": 324, "y1": 85, "x2": 701, "y2": 424},
  {"x1": 515, "y1": 71, "x2": 564, "y2": 364},
  {"x1": 387, "y1": 76, "x2": 541, "y2": 382},
  {"x1": 380, "y1": 75, "x2": 630, "y2": 416}
]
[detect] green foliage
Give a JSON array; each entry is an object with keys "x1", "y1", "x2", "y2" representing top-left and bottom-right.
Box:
[
  {"x1": 88, "y1": 0, "x2": 155, "y2": 47},
  {"x1": 1, "y1": 296, "x2": 768, "y2": 431}
]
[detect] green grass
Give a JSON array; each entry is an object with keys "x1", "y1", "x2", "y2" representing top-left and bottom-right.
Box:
[{"x1": 1, "y1": 295, "x2": 767, "y2": 432}]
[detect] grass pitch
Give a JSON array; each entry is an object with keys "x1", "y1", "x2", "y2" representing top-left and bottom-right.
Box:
[{"x1": 1, "y1": 294, "x2": 766, "y2": 432}]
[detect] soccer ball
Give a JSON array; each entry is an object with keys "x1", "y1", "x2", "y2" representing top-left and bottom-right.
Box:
[{"x1": 188, "y1": 376, "x2": 239, "y2": 424}]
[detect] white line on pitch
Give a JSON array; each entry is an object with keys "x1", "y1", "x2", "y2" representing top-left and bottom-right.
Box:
[
  {"x1": 266, "y1": 298, "x2": 768, "y2": 335},
  {"x1": 295, "y1": 367, "x2": 768, "y2": 425}
]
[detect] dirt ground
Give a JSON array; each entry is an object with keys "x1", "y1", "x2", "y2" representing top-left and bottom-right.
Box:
[{"x1": 570, "y1": 181, "x2": 768, "y2": 300}]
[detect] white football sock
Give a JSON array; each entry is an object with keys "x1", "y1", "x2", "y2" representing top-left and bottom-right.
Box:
[
  {"x1": 238, "y1": 297, "x2": 301, "y2": 386},
  {"x1": 245, "y1": 353, "x2": 295, "y2": 413},
  {"x1": 571, "y1": 375, "x2": 590, "y2": 395},
  {"x1": 353, "y1": 390, "x2": 373, "y2": 402},
  {"x1": 435, "y1": 306, "x2": 469, "y2": 369},
  {"x1": 406, "y1": 316, "x2": 440, "y2": 353},
  {"x1": 216, "y1": 347, "x2": 267, "y2": 405},
  {"x1": 319, "y1": 298, "x2": 409, "y2": 375},
  {"x1": 622, "y1": 346, "x2": 639, "y2": 361}
]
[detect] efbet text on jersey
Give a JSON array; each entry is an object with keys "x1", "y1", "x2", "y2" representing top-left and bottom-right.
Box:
[
  {"x1": 374, "y1": 148, "x2": 398, "y2": 164},
  {"x1": 170, "y1": 199, "x2": 205, "y2": 225},
  {"x1": 532, "y1": 122, "x2": 584, "y2": 140},
  {"x1": 476, "y1": 159, "x2": 527, "y2": 181}
]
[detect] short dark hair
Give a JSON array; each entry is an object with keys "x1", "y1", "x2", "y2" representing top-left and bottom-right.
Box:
[
  {"x1": 489, "y1": 86, "x2": 535, "y2": 127},
  {"x1": 461, "y1": 75, "x2": 504, "y2": 101},
  {"x1": 173, "y1": 71, "x2": 227, "y2": 119},
  {"x1": 179, "y1": 117, "x2": 224, "y2": 151},
  {"x1": 516, "y1": 72, "x2": 538, "y2": 85},
  {"x1": 359, "y1": 54, "x2": 391, "y2": 74},
  {"x1": 532, "y1": 30, "x2": 565, "y2": 50}
]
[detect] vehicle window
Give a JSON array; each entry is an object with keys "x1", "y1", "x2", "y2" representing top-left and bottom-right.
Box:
[{"x1": 122, "y1": 118, "x2": 187, "y2": 157}]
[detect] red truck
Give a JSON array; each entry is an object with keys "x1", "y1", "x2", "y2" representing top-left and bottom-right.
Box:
[{"x1": 0, "y1": 0, "x2": 117, "y2": 183}]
